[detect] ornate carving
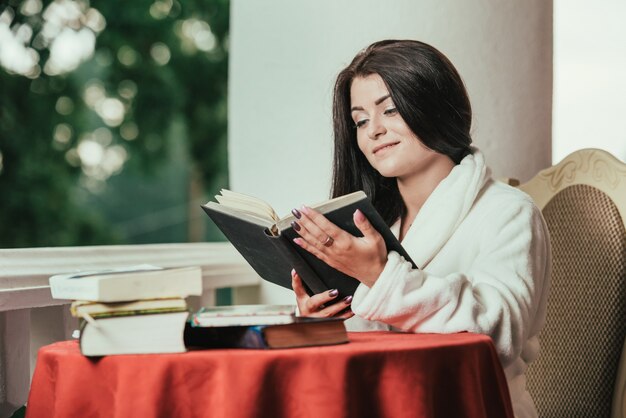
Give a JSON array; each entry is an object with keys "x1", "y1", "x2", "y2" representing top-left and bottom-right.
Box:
[
  {"x1": 591, "y1": 159, "x2": 621, "y2": 188},
  {"x1": 541, "y1": 160, "x2": 577, "y2": 191},
  {"x1": 539, "y1": 150, "x2": 626, "y2": 192}
]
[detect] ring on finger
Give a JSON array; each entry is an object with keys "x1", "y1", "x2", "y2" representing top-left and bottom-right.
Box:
[{"x1": 322, "y1": 236, "x2": 334, "y2": 247}]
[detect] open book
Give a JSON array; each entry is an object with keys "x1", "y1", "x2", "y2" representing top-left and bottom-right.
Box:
[{"x1": 202, "y1": 190, "x2": 416, "y2": 298}]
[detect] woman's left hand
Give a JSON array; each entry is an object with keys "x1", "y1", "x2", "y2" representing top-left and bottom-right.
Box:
[{"x1": 291, "y1": 206, "x2": 387, "y2": 287}]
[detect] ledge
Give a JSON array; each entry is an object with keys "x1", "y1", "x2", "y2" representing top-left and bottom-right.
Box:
[{"x1": 0, "y1": 242, "x2": 260, "y2": 312}]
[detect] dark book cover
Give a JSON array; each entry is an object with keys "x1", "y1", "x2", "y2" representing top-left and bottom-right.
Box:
[
  {"x1": 202, "y1": 191, "x2": 416, "y2": 298},
  {"x1": 184, "y1": 317, "x2": 348, "y2": 349}
]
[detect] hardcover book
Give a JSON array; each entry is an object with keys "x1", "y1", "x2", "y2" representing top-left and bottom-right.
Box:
[
  {"x1": 49, "y1": 265, "x2": 203, "y2": 302},
  {"x1": 202, "y1": 190, "x2": 415, "y2": 298},
  {"x1": 190, "y1": 304, "x2": 296, "y2": 327},
  {"x1": 78, "y1": 311, "x2": 189, "y2": 356},
  {"x1": 71, "y1": 298, "x2": 188, "y2": 319},
  {"x1": 184, "y1": 317, "x2": 348, "y2": 349}
]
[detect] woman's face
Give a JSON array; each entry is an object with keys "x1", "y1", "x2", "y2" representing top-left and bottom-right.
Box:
[{"x1": 350, "y1": 74, "x2": 444, "y2": 180}]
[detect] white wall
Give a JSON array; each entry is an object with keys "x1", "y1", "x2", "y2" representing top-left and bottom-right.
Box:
[
  {"x1": 229, "y1": 0, "x2": 553, "y2": 304},
  {"x1": 553, "y1": 0, "x2": 626, "y2": 163}
]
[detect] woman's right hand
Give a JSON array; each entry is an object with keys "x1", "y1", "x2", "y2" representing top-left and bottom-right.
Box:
[{"x1": 291, "y1": 269, "x2": 354, "y2": 319}]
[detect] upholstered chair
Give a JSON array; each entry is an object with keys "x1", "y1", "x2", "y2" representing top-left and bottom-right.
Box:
[{"x1": 518, "y1": 149, "x2": 626, "y2": 418}]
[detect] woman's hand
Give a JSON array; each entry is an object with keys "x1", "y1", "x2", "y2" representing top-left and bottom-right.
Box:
[
  {"x1": 291, "y1": 269, "x2": 354, "y2": 318},
  {"x1": 291, "y1": 206, "x2": 387, "y2": 287}
]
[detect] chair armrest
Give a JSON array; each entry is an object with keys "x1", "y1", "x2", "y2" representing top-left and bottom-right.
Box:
[{"x1": 499, "y1": 177, "x2": 520, "y2": 187}]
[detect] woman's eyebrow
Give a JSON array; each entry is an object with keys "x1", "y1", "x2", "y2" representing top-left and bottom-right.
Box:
[{"x1": 350, "y1": 94, "x2": 391, "y2": 112}]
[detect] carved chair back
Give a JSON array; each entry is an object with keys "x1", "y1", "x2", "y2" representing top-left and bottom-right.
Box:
[{"x1": 519, "y1": 148, "x2": 626, "y2": 418}]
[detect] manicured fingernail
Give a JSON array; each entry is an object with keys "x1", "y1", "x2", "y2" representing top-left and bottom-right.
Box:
[
  {"x1": 328, "y1": 289, "x2": 338, "y2": 297},
  {"x1": 291, "y1": 269, "x2": 296, "y2": 277},
  {"x1": 354, "y1": 209, "x2": 365, "y2": 223},
  {"x1": 291, "y1": 208, "x2": 302, "y2": 219},
  {"x1": 343, "y1": 296, "x2": 353, "y2": 304},
  {"x1": 293, "y1": 238, "x2": 303, "y2": 246},
  {"x1": 291, "y1": 221, "x2": 301, "y2": 231},
  {"x1": 300, "y1": 205, "x2": 310, "y2": 214}
]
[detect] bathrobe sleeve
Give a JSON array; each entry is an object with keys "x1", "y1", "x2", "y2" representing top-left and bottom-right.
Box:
[{"x1": 351, "y1": 198, "x2": 550, "y2": 367}]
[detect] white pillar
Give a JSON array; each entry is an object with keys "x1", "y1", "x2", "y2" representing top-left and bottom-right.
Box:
[
  {"x1": 0, "y1": 310, "x2": 30, "y2": 417},
  {"x1": 229, "y1": 0, "x2": 553, "y2": 303}
]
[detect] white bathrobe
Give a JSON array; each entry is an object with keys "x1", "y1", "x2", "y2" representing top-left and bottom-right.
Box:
[{"x1": 347, "y1": 150, "x2": 551, "y2": 418}]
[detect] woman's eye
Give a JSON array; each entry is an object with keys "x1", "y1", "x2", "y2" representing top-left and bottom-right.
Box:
[
  {"x1": 354, "y1": 119, "x2": 368, "y2": 129},
  {"x1": 383, "y1": 107, "x2": 398, "y2": 116}
]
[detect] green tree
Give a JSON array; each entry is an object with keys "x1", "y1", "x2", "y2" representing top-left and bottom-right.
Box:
[{"x1": 0, "y1": 0, "x2": 229, "y2": 247}]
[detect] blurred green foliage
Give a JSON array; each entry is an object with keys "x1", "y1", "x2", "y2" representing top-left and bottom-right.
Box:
[{"x1": 0, "y1": 0, "x2": 229, "y2": 247}]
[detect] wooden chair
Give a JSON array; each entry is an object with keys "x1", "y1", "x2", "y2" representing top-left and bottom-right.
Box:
[{"x1": 518, "y1": 148, "x2": 626, "y2": 418}]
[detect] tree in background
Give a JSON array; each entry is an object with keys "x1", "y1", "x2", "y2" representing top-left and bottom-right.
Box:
[{"x1": 0, "y1": 0, "x2": 229, "y2": 247}]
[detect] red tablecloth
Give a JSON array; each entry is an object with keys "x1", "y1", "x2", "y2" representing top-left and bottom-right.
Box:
[{"x1": 26, "y1": 331, "x2": 513, "y2": 418}]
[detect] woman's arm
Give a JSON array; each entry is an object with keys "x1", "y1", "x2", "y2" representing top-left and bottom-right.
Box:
[{"x1": 351, "y1": 201, "x2": 550, "y2": 366}]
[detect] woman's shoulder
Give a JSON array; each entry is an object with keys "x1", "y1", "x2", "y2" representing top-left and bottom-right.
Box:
[
  {"x1": 482, "y1": 178, "x2": 535, "y2": 204},
  {"x1": 473, "y1": 179, "x2": 540, "y2": 220}
]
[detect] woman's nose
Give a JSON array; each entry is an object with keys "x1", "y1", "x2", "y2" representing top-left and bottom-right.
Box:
[{"x1": 367, "y1": 115, "x2": 386, "y2": 140}]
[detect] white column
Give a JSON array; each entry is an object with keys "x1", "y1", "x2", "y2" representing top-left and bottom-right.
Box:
[
  {"x1": 229, "y1": 0, "x2": 553, "y2": 303},
  {"x1": 0, "y1": 310, "x2": 30, "y2": 417}
]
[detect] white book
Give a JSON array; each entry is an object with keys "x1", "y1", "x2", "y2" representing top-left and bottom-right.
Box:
[
  {"x1": 191, "y1": 304, "x2": 297, "y2": 327},
  {"x1": 79, "y1": 311, "x2": 189, "y2": 356},
  {"x1": 49, "y1": 265, "x2": 203, "y2": 302}
]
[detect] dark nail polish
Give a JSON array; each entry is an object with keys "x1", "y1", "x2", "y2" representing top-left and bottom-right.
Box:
[
  {"x1": 291, "y1": 221, "x2": 301, "y2": 231},
  {"x1": 291, "y1": 208, "x2": 302, "y2": 219},
  {"x1": 343, "y1": 296, "x2": 353, "y2": 304},
  {"x1": 328, "y1": 289, "x2": 339, "y2": 297}
]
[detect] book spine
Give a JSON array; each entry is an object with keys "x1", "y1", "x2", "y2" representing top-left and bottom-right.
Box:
[
  {"x1": 239, "y1": 326, "x2": 269, "y2": 348},
  {"x1": 78, "y1": 320, "x2": 88, "y2": 355},
  {"x1": 183, "y1": 324, "x2": 271, "y2": 349},
  {"x1": 82, "y1": 307, "x2": 189, "y2": 319},
  {"x1": 265, "y1": 234, "x2": 328, "y2": 295}
]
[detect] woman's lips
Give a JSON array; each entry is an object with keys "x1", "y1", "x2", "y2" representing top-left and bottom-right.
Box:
[{"x1": 373, "y1": 142, "x2": 400, "y2": 154}]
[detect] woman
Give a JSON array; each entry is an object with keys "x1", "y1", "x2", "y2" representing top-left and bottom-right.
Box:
[{"x1": 289, "y1": 40, "x2": 551, "y2": 418}]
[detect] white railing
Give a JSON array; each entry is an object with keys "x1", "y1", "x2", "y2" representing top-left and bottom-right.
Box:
[{"x1": 0, "y1": 242, "x2": 260, "y2": 417}]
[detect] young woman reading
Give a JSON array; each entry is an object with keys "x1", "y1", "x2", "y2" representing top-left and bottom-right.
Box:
[{"x1": 289, "y1": 40, "x2": 551, "y2": 418}]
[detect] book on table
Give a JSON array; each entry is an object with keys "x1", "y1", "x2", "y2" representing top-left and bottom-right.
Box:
[
  {"x1": 49, "y1": 265, "x2": 203, "y2": 302},
  {"x1": 71, "y1": 298, "x2": 189, "y2": 319},
  {"x1": 190, "y1": 304, "x2": 297, "y2": 327},
  {"x1": 185, "y1": 304, "x2": 348, "y2": 349},
  {"x1": 201, "y1": 189, "x2": 416, "y2": 299},
  {"x1": 73, "y1": 298, "x2": 190, "y2": 356}
]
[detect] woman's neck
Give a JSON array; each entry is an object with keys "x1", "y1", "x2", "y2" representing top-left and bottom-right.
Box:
[{"x1": 397, "y1": 155, "x2": 455, "y2": 238}]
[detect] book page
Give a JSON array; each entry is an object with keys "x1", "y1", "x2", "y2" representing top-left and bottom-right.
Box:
[
  {"x1": 196, "y1": 304, "x2": 296, "y2": 317},
  {"x1": 214, "y1": 189, "x2": 280, "y2": 222}
]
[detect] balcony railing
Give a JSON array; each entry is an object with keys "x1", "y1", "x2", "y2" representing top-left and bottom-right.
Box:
[{"x1": 0, "y1": 242, "x2": 260, "y2": 417}]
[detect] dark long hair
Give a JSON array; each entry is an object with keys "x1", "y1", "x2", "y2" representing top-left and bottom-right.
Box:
[{"x1": 331, "y1": 40, "x2": 473, "y2": 225}]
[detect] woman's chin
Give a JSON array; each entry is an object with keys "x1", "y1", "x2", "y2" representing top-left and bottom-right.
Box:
[{"x1": 375, "y1": 166, "x2": 402, "y2": 178}]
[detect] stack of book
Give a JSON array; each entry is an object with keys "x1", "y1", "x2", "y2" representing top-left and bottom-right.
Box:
[
  {"x1": 185, "y1": 304, "x2": 349, "y2": 349},
  {"x1": 49, "y1": 265, "x2": 203, "y2": 356}
]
